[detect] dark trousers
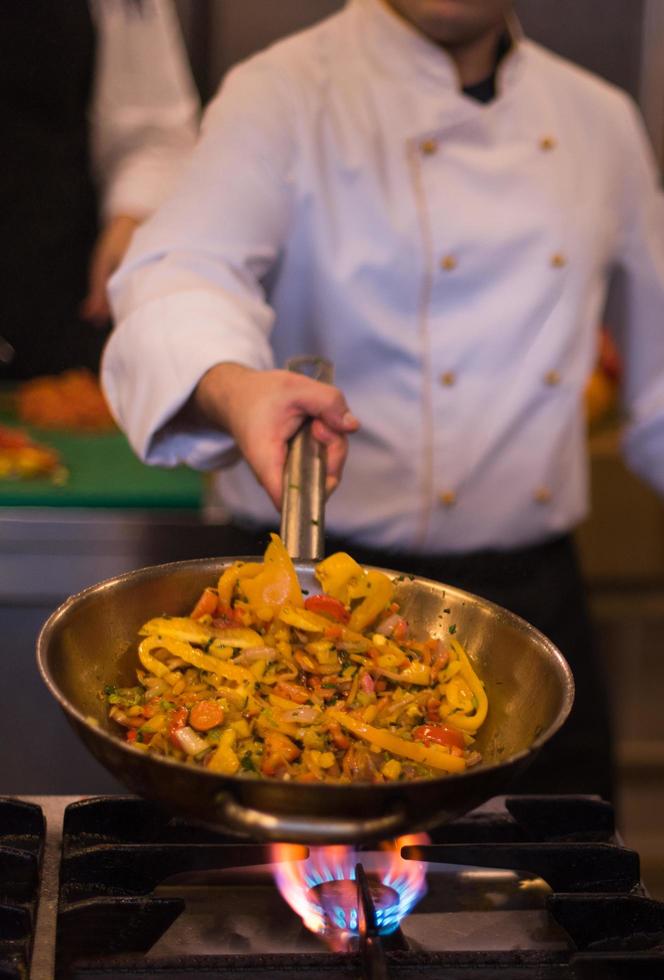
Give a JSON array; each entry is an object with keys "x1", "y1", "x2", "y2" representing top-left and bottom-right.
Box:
[{"x1": 214, "y1": 524, "x2": 614, "y2": 802}]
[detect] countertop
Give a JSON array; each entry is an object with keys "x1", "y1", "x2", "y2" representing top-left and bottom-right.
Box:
[{"x1": 0, "y1": 408, "x2": 202, "y2": 510}]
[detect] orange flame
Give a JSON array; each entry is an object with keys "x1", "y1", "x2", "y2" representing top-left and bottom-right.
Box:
[{"x1": 271, "y1": 835, "x2": 428, "y2": 942}]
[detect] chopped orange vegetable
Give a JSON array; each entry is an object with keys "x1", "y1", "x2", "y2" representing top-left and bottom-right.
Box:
[
  {"x1": 189, "y1": 700, "x2": 225, "y2": 731},
  {"x1": 190, "y1": 588, "x2": 218, "y2": 620}
]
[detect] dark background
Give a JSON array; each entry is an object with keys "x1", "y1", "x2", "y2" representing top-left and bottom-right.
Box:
[{"x1": 175, "y1": 0, "x2": 646, "y2": 105}]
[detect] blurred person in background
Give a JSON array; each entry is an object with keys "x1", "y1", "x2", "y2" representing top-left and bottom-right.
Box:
[
  {"x1": 103, "y1": 0, "x2": 664, "y2": 801},
  {"x1": 1, "y1": 0, "x2": 198, "y2": 380}
]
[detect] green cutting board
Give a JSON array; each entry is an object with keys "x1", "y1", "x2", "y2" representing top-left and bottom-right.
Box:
[{"x1": 0, "y1": 406, "x2": 203, "y2": 509}]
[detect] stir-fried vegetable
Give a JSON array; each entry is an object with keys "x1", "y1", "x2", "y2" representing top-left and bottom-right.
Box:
[{"x1": 104, "y1": 534, "x2": 486, "y2": 783}]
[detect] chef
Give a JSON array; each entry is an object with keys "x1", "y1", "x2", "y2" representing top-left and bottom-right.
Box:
[
  {"x1": 102, "y1": 0, "x2": 664, "y2": 801},
  {"x1": 1, "y1": 0, "x2": 198, "y2": 379}
]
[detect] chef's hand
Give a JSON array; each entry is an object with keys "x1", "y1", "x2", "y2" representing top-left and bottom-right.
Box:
[
  {"x1": 193, "y1": 363, "x2": 360, "y2": 509},
  {"x1": 81, "y1": 215, "x2": 141, "y2": 325}
]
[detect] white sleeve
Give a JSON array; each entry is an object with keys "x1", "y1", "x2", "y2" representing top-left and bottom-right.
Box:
[
  {"x1": 102, "y1": 57, "x2": 297, "y2": 469},
  {"x1": 89, "y1": 0, "x2": 199, "y2": 220},
  {"x1": 615, "y1": 97, "x2": 664, "y2": 494}
]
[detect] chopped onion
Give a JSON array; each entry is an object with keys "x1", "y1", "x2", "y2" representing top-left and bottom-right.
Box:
[
  {"x1": 360, "y1": 673, "x2": 375, "y2": 694},
  {"x1": 174, "y1": 726, "x2": 209, "y2": 756},
  {"x1": 279, "y1": 706, "x2": 322, "y2": 724},
  {"x1": 375, "y1": 613, "x2": 402, "y2": 636},
  {"x1": 233, "y1": 646, "x2": 278, "y2": 665},
  {"x1": 372, "y1": 665, "x2": 405, "y2": 684}
]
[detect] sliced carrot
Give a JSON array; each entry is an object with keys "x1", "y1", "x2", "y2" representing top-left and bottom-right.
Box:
[
  {"x1": 213, "y1": 603, "x2": 239, "y2": 626},
  {"x1": 189, "y1": 700, "x2": 224, "y2": 732},
  {"x1": 190, "y1": 588, "x2": 218, "y2": 620},
  {"x1": 274, "y1": 682, "x2": 310, "y2": 704}
]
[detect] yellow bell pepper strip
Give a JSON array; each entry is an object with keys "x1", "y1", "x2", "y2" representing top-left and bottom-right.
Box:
[
  {"x1": 443, "y1": 675, "x2": 475, "y2": 713},
  {"x1": 210, "y1": 627, "x2": 265, "y2": 649},
  {"x1": 217, "y1": 561, "x2": 263, "y2": 606},
  {"x1": 327, "y1": 709, "x2": 466, "y2": 773},
  {"x1": 373, "y1": 658, "x2": 431, "y2": 686},
  {"x1": 348, "y1": 571, "x2": 395, "y2": 632},
  {"x1": 439, "y1": 638, "x2": 488, "y2": 733},
  {"x1": 280, "y1": 606, "x2": 373, "y2": 657},
  {"x1": 398, "y1": 661, "x2": 431, "y2": 686},
  {"x1": 207, "y1": 729, "x2": 240, "y2": 775},
  {"x1": 138, "y1": 637, "x2": 182, "y2": 686},
  {"x1": 265, "y1": 532, "x2": 301, "y2": 579},
  {"x1": 140, "y1": 617, "x2": 264, "y2": 652},
  {"x1": 142, "y1": 635, "x2": 256, "y2": 687},
  {"x1": 315, "y1": 551, "x2": 363, "y2": 602},
  {"x1": 217, "y1": 564, "x2": 241, "y2": 607},
  {"x1": 140, "y1": 617, "x2": 213, "y2": 646},
  {"x1": 278, "y1": 604, "x2": 332, "y2": 632},
  {"x1": 240, "y1": 534, "x2": 303, "y2": 620}
]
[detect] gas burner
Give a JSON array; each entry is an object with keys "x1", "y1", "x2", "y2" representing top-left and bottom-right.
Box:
[
  {"x1": 0, "y1": 798, "x2": 44, "y2": 979},
  {"x1": 271, "y1": 836, "x2": 428, "y2": 944},
  {"x1": 12, "y1": 794, "x2": 664, "y2": 979},
  {"x1": 308, "y1": 876, "x2": 399, "y2": 936}
]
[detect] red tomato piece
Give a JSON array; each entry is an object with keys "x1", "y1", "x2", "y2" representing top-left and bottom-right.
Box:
[
  {"x1": 304, "y1": 594, "x2": 349, "y2": 623},
  {"x1": 168, "y1": 706, "x2": 189, "y2": 748},
  {"x1": 412, "y1": 724, "x2": 466, "y2": 751}
]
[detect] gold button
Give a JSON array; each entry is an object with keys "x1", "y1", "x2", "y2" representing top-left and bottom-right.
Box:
[
  {"x1": 421, "y1": 138, "x2": 438, "y2": 155},
  {"x1": 550, "y1": 252, "x2": 567, "y2": 268},
  {"x1": 539, "y1": 136, "x2": 556, "y2": 151},
  {"x1": 440, "y1": 371, "x2": 456, "y2": 387},
  {"x1": 439, "y1": 490, "x2": 457, "y2": 507},
  {"x1": 533, "y1": 486, "x2": 552, "y2": 504},
  {"x1": 544, "y1": 370, "x2": 561, "y2": 386},
  {"x1": 440, "y1": 255, "x2": 457, "y2": 271}
]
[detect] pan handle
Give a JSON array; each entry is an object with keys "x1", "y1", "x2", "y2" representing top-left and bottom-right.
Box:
[
  {"x1": 215, "y1": 794, "x2": 406, "y2": 843},
  {"x1": 280, "y1": 355, "x2": 334, "y2": 562}
]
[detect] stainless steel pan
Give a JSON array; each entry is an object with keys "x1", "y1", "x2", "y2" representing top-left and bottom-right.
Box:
[{"x1": 37, "y1": 359, "x2": 574, "y2": 843}]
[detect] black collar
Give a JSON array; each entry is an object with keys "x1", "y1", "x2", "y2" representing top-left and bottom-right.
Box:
[{"x1": 462, "y1": 32, "x2": 512, "y2": 104}]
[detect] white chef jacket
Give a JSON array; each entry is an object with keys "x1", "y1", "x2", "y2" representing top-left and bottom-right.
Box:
[
  {"x1": 103, "y1": 0, "x2": 664, "y2": 554},
  {"x1": 89, "y1": 0, "x2": 199, "y2": 219}
]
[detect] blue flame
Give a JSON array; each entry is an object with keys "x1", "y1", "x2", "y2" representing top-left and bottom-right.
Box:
[
  {"x1": 274, "y1": 839, "x2": 428, "y2": 939},
  {"x1": 309, "y1": 851, "x2": 424, "y2": 935}
]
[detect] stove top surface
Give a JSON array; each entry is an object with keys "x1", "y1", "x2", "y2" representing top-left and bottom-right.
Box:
[{"x1": 2, "y1": 794, "x2": 663, "y2": 979}]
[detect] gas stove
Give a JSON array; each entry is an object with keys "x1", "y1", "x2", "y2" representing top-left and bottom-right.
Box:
[{"x1": 3, "y1": 795, "x2": 664, "y2": 979}]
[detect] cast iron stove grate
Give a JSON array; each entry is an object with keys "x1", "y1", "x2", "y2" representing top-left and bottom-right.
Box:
[
  {"x1": 54, "y1": 795, "x2": 664, "y2": 979},
  {"x1": 0, "y1": 798, "x2": 44, "y2": 979}
]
